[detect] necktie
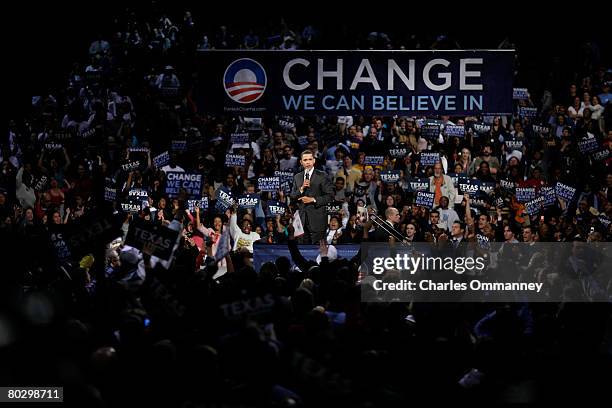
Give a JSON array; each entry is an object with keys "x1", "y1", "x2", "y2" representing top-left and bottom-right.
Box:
[{"x1": 305, "y1": 170, "x2": 310, "y2": 181}]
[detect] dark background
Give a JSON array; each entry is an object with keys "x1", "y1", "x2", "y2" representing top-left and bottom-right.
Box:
[{"x1": 7, "y1": 1, "x2": 611, "y2": 120}]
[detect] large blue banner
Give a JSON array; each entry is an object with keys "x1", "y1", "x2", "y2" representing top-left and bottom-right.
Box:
[
  {"x1": 197, "y1": 50, "x2": 514, "y2": 115},
  {"x1": 253, "y1": 244, "x2": 360, "y2": 271}
]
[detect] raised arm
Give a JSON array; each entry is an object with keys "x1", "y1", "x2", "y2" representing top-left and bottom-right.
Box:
[
  {"x1": 464, "y1": 193, "x2": 474, "y2": 227},
  {"x1": 62, "y1": 147, "x2": 71, "y2": 171}
]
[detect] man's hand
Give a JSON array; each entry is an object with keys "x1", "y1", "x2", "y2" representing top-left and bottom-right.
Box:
[
  {"x1": 299, "y1": 179, "x2": 310, "y2": 193},
  {"x1": 298, "y1": 196, "x2": 315, "y2": 204},
  {"x1": 141, "y1": 241, "x2": 155, "y2": 257},
  {"x1": 319, "y1": 239, "x2": 329, "y2": 257}
]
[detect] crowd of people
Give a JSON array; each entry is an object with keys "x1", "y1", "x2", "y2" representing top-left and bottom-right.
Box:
[{"x1": 2, "y1": 4, "x2": 612, "y2": 407}]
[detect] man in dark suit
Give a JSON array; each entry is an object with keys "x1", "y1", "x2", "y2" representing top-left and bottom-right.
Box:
[
  {"x1": 373, "y1": 206, "x2": 403, "y2": 242},
  {"x1": 290, "y1": 150, "x2": 333, "y2": 244}
]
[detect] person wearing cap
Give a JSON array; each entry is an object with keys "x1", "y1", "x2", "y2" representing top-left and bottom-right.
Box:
[{"x1": 598, "y1": 82, "x2": 611, "y2": 105}]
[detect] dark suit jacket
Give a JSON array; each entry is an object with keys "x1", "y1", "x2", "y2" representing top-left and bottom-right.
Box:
[
  {"x1": 373, "y1": 220, "x2": 402, "y2": 242},
  {"x1": 290, "y1": 169, "x2": 333, "y2": 234}
]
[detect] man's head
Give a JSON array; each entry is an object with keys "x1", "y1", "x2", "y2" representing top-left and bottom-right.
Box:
[
  {"x1": 451, "y1": 221, "x2": 465, "y2": 238},
  {"x1": 430, "y1": 210, "x2": 440, "y2": 225},
  {"x1": 478, "y1": 214, "x2": 488, "y2": 230},
  {"x1": 503, "y1": 225, "x2": 516, "y2": 241},
  {"x1": 241, "y1": 219, "x2": 252, "y2": 234},
  {"x1": 335, "y1": 177, "x2": 345, "y2": 191},
  {"x1": 225, "y1": 173, "x2": 235, "y2": 186},
  {"x1": 300, "y1": 150, "x2": 315, "y2": 170},
  {"x1": 329, "y1": 216, "x2": 340, "y2": 230},
  {"x1": 343, "y1": 156, "x2": 352, "y2": 168},
  {"x1": 522, "y1": 226, "x2": 536, "y2": 242},
  {"x1": 482, "y1": 145, "x2": 492, "y2": 157},
  {"x1": 479, "y1": 161, "x2": 490, "y2": 174},
  {"x1": 283, "y1": 146, "x2": 292, "y2": 159},
  {"x1": 385, "y1": 207, "x2": 400, "y2": 224},
  {"x1": 433, "y1": 162, "x2": 444, "y2": 177},
  {"x1": 439, "y1": 196, "x2": 449, "y2": 209}
]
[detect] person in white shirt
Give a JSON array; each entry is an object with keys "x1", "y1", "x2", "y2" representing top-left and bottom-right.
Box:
[
  {"x1": 437, "y1": 196, "x2": 460, "y2": 231},
  {"x1": 161, "y1": 155, "x2": 185, "y2": 173},
  {"x1": 229, "y1": 208, "x2": 260, "y2": 253},
  {"x1": 279, "y1": 145, "x2": 298, "y2": 171}
]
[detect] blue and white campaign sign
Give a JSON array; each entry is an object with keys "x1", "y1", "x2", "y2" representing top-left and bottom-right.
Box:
[
  {"x1": 505, "y1": 136, "x2": 523, "y2": 150},
  {"x1": 470, "y1": 191, "x2": 490, "y2": 208},
  {"x1": 125, "y1": 220, "x2": 180, "y2": 261},
  {"x1": 237, "y1": 193, "x2": 260, "y2": 209},
  {"x1": 415, "y1": 191, "x2": 435, "y2": 209},
  {"x1": 165, "y1": 172, "x2": 202, "y2": 198},
  {"x1": 198, "y1": 50, "x2": 514, "y2": 115},
  {"x1": 592, "y1": 148, "x2": 611, "y2": 162},
  {"x1": 223, "y1": 58, "x2": 267, "y2": 103},
  {"x1": 104, "y1": 186, "x2": 116, "y2": 202},
  {"x1": 471, "y1": 123, "x2": 491, "y2": 135},
  {"x1": 275, "y1": 170, "x2": 294, "y2": 192},
  {"x1": 121, "y1": 197, "x2": 144, "y2": 214},
  {"x1": 458, "y1": 178, "x2": 480, "y2": 197},
  {"x1": 380, "y1": 170, "x2": 401, "y2": 184},
  {"x1": 541, "y1": 187, "x2": 556, "y2": 208},
  {"x1": 444, "y1": 125, "x2": 465, "y2": 137},
  {"x1": 525, "y1": 195, "x2": 545, "y2": 216},
  {"x1": 265, "y1": 200, "x2": 287, "y2": 216},
  {"x1": 225, "y1": 153, "x2": 246, "y2": 167},
  {"x1": 153, "y1": 151, "x2": 170, "y2": 168},
  {"x1": 129, "y1": 147, "x2": 149, "y2": 153},
  {"x1": 230, "y1": 132, "x2": 250, "y2": 144},
  {"x1": 532, "y1": 124, "x2": 550, "y2": 135},
  {"x1": 409, "y1": 178, "x2": 430, "y2": 192},
  {"x1": 121, "y1": 160, "x2": 140, "y2": 172},
  {"x1": 479, "y1": 181, "x2": 496, "y2": 194},
  {"x1": 420, "y1": 152, "x2": 440, "y2": 166},
  {"x1": 500, "y1": 179, "x2": 516, "y2": 192},
  {"x1": 80, "y1": 128, "x2": 96, "y2": 139},
  {"x1": 215, "y1": 187, "x2": 235, "y2": 213},
  {"x1": 555, "y1": 182, "x2": 576, "y2": 202},
  {"x1": 476, "y1": 233, "x2": 490, "y2": 250},
  {"x1": 33, "y1": 175, "x2": 49, "y2": 192},
  {"x1": 326, "y1": 201, "x2": 343, "y2": 215},
  {"x1": 515, "y1": 187, "x2": 536, "y2": 203},
  {"x1": 187, "y1": 197, "x2": 209, "y2": 213},
  {"x1": 258, "y1": 176, "x2": 280, "y2": 192},
  {"x1": 420, "y1": 124, "x2": 441, "y2": 139},
  {"x1": 389, "y1": 145, "x2": 408, "y2": 158},
  {"x1": 171, "y1": 140, "x2": 187, "y2": 151},
  {"x1": 128, "y1": 188, "x2": 149, "y2": 200},
  {"x1": 278, "y1": 118, "x2": 295, "y2": 130},
  {"x1": 598, "y1": 215, "x2": 611, "y2": 229},
  {"x1": 513, "y1": 88, "x2": 529, "y2": 100},
  {"x1": 518, "y1": 106, "x2": 537, "y2": 118},
  {"x1": 297, "y1": 135, "x2": 309, "y2": 146},
  {"x1": 363, "y1": 156, "x2": 384, "y2": 166},
  {"x1": 53, "y1": 130, "x2": 73, "y2": 141},
  {"x1": 578, "y1": 136, "x2": 599, "y2": 154},
  {"x1": 45, "y1": 143, "x2": 63, "y2": 151},
  {"x1": 447, "y1": 172, "x2": 465, "y2": 188}
]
